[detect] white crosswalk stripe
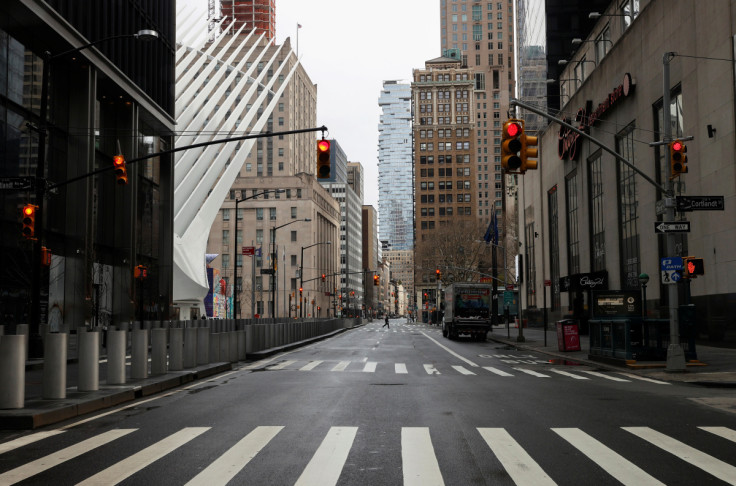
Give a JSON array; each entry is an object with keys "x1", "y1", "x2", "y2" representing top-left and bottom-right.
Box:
[
  {"x1": 452, "y1": 365, "x2": 476, "y2": 375},
  {"x1": 363, "y1": 361, "x2": 377, "y2": 372},
  {"x1": 402, "y1": 427, "x2": 445, "y2": 486},
  {"x1": 514, "y1": 367, "x2": 551, "y2": 378},
  {"x1": 300, "y1": 360, "x2": 323, "y2": 371},
  {"x1": 617, "y1": 373, "x2": 670, "y2": 385},
  {"x1": 549, "y1": 369, "x2": 589, "y2": 380},
  {"x1": 2, "y1": 425, "x2": 735, "y2": 485},
  {"x1": 185, "y1": 426, "x2": 283, "y2": 486},
  {"x1": 78, "y1": 427, "x2": 210, "y2": 485},
  {"x1": 580, "y1": 370, "x2": 630, "y2": 382},
  {"x1": 267, "y1": 360, "x2": 296, "y2": 370},
  {"x1": 295, "y1": 427, "x2": 358, "y2": 486},
  {"x1": 0, "y1": 429, "x2": 136, "y2": 484},
  {"x1": 478, "y1": 428, "x2": 556, "y2": 485},
  {"x1": 331, "y1": 361, "x2": 350, "y2": 371},
  {"x1": 624, "y1": 426, "x2": 736, "y2": 484},
  {"x1": 483, "y1": 366, "x2": 514, "y2": 377},
  {"x1": 0, "y1": 430, "x2": 65, "y2": 455},
  {"x1": 395, "y1": 363, "x2": 408, "y2": 374},
  {"x1": 552, "y1": 428, "x2": 665, "y2": 485}
]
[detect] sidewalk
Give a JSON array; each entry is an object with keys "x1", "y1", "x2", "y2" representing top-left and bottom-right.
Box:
[{"x1": 487, "y1": 324, "x2": 736, "y2": 387}]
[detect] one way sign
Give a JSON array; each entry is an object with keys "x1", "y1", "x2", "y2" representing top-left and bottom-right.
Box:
[{"x1": 654, "y1": 221, "x2": 690, "y2": 233}]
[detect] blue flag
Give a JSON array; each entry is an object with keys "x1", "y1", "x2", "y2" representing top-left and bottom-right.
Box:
[
  {"x1": 484, "y1": 212, "x2": 499, "y2": 244},
  {"x1": 255, "y1": 247, "x2": 262, "y2": 257}
]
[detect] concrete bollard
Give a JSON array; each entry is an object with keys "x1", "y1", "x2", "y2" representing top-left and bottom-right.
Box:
[
  {"x1": 151, "y1": 328, "x2": 168, "y2": 375},
  {"x1": 227, "y1": 332, "x2": 237, "y2": 362},
  {"x1": 219, "y1": 332, "x2": 230, "y2": 362},
  {"x1": 169, "y1": 327, "x2": 184, "y2": 371},
  {"x1": 43, "y1": 332, "x2": 67, "y2": 399},
  {"x1": 209, "y1": 333, "x2": 221, "y2": 363},
  {"x1": 245, "y1": 326, "x2": 253, "y2": 354},
  {"x1": 0, "y1": 334, "x2": 26, "y2": 409},
  {"x1": 107, "y1": 329, "x2": 127, "y2": 385},
  {"x1": 78, "y1": 330, "x2": 100, "y2": 391},
  {"x1": 196, "y1": 327, "x2": 209, "y2": 365},
  {"x1": 237, "y1": 329, "x2": 246, "y2": 361},
  {"x1": 184, "y1": 327, "x2": 197, "y2": 368},
  {"x1": 131, "y1": 328, "x2": 149, "y2": 380}
]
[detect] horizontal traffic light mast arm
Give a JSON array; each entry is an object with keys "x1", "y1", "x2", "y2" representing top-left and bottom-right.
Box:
[
  {"x1": 47, "y1": 125, "x2": 328, "y2": 191},
  {"x1": 509, "y1": 98, "x2": 668, "y2": 195}
]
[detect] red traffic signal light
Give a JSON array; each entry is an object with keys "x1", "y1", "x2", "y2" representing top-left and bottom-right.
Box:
[
  {"x1": 321, "y1": 273, "x2": 326, "y2": 282},
  {"x1": 113, "y1": 155, "x2": 128, "y2": 185},
  {"x1": 669, "y1": 139, "x2": 688, "y2": 179},
  {"x1": 501, "y1": 119, "x2": 523, "y2": 172},
  {"x1": 316, "y1": 139, "x2": 331, "y2": 179},
  {"x1": 134, "y1": 265, "x2": 148, "y2": 279},
  {"x1": 21, "y1": 204, "x2": 38, "y2": 239},
  {"x1": 435, "y1": 269, "x2": 442, "y2": 280},
  {"x1": 373, "y1": 274, "x2": 380, "y2": 286}
]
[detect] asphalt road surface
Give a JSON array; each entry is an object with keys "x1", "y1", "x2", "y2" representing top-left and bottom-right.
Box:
[{"x1": 1, "y1": 319, "x2": 736, "y2": 485}]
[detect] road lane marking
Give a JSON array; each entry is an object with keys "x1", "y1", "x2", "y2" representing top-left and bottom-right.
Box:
[
  {"x1": 295, "y1": 427, "x2": 358, "y2": 486},
  {"x1": 579, "y1": 370, "x2": 630, "y2": 382},
  {"x1": 624, "y1": 427, "x2": 736, "y2": 484},
  {"x1": 300, "y1": 360, "x2": 323, "y2": 371},
  {"x1": 549, "y1": 369, "x2": 589, "y2": 380},
  {"x1": 699, "y1": 426, "x2": 736, "y2": 443},
  {"x1": 402, "y1": 427, "x2": 445, "y2": 486},
  {"x1": 452, "y1": 365, "x2": 476, "y2": 375},
  {"x1": 395, "y1": 363, "x2": 408, "y2": 374},
  {"x1": 78, "y1": 428, "x2": 210, "y2": 485},
  {"x1": 478, "y1": 428, "x2": 556, "y2": 486},
  {"x1": 513, "y1": 368, "x2": 551, "y2": 378},
  {"x1": 0, "y1": 429, "x2": 136, "y2": 484},
  {"x1": 0, "y1": 430, "x2": 66, "y2": 455},
  {"x1": 185, "y1": 426, "x2": 283, "y2": 486},
  {"x1": 616, "y1": 373, "x2": 670, "y2": 385},
  {"x1": 363, "y1": 361, "x2": 377, "y2": 372},
  {"x1": 424, "y1": 364, "x2": 441, "y2": 375},
  {"x1": 483, "y1": 366, "x2": 514, "y2": 377},
  {"x1": 553, "y1": 428, "x2": 664, "y2": 486},
  {"x1": 267, "y1": 360, "x2": 296, "y2": 370},
  {"x1": 420, "y1": 332, "x2": 479, "y2": 367},
  {"x1": 332, "y1": 361, "x2": 350, "y2": 371}
]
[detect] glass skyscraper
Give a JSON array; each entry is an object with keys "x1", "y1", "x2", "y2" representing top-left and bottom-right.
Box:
[{"x1": 377, "y1": 80, "x2": 414, "y2": 251}]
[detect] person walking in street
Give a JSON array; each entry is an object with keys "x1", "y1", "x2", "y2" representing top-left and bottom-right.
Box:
[{"x1": 383, "y1": 315, "x2": 390, "y2": 329}]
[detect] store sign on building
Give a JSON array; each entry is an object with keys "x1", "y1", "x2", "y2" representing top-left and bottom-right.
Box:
[
  {"x1": 558, "y1": 73, "x2": 635, "y2": 161},
  {"x1": 559, "y1": 270, "x2": 608, "y2": 292}
]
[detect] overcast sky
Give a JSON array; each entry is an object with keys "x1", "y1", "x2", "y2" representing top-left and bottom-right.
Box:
[{"x1": 274, "y1": 1, "x2": 441, "y2": 208}]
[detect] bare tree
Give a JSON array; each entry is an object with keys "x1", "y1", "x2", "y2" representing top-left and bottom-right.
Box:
[{"x1": 415, "y1": 220, "x2": 489, "y2": 285}]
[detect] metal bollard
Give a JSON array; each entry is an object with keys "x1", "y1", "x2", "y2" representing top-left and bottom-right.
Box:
[
  {"x1": 0, "y1": 334, "x2": 26, "y2": 409},
  {"x1": 78, "y1": 330, "x2": 100, "y2": 391},
  {"x1": 151, "y1": 328, "x2": 168, "y2": 375},
  {"x1": 169, "y1": 327, "x2": 184, "y2": 371},
  {"x1": 131, "y1": 328, "x2": 149, "y2": 380},
  {"x1": 43, "y1": 332, "x2": 67, "y2": 399},
  {"x1": 107, "y1": 329, "x2": 127, "y2": 385}
]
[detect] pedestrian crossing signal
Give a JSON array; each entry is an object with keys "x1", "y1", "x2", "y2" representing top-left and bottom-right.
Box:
[{"x1": 683, "y1": 257, "x2": 704, "y2": 278}]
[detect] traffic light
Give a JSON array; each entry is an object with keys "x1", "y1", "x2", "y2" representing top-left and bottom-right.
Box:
[
  {"x1": 299, "y1": 287, "x2": 303, "y2": 297},
  {"x1": 501, "y1": 119, "x2": 523, "y2": 172},
  {"x1": 113, "y1": 154, "x2": 128, "y2": 185},
  {"x1": 41, "y1": 246, "x2": 51, "y2": 266},
  {"x1": 669, "y1": 139, "x2": 688, "y2": 179},
  {"x1": 321, "y1": 273, "x2": 326, "y2": 282},
  {"x1": 374, "y1": 275, "x2": 380, "y2": 286},
  {"x1": 521, "y1": 128, "x2": 538, "y2": 173},
  {"x1": 435, "y1": 269, "x2": 442, "y2": 281},
  {"x1": 316, "y1": 139, "x2": 331, "y2": 179},
  {"x1": 21, "y1": 204, "x2": 37, "y2": 239},
  {"x1": 683, "y1": 257, "x2": 705, "y2": 278},
  {"x1": 134, "y1": 265, "x2": 148, "y2": 279}
]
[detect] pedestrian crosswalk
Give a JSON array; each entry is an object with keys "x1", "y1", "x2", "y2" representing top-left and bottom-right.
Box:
[
  {"x1": 1, "y1": 424, "x2": 734, "y2": 485},
  {"x1": 245, "y1": 358, "x2": 670, "y2": 384}
]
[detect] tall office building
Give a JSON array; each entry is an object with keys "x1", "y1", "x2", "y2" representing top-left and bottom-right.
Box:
[
  {"x1": 377, "y1": 80, "x2": 414, "y2": 251},
  {"x1": 412, "y1": 56, "x2": 478, "y2": 314},
  {"x1": 439, "y1": 0, "x2": 515, "y2": 226}
]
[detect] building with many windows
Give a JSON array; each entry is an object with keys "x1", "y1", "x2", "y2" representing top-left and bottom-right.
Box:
[
  {"x1": 412, "y1": 56, "x2": 479, "y2": 317},
  {"x1": 520, "y1": 0, "x2": 736, "y2": 344}
]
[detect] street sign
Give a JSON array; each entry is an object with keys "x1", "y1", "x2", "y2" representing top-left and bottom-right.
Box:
[
  {"x1": 655, "y1": 199, "x2": 667, "y2": 216},
  {"x1": 661, "y1": 270, "x2": 681, "y2": 285},
  {"x1": 544, "y1": 279, "x2": 552, "y2": 287},
  {"x1": 660, "y1": 257, "x2": 683, "y2": 271},
  {"x1": 505, "y1": 284, "x2": 515, "y2": 290},
  {"x1": 259, "y1": 268, "x2": 274, "y2": 275},
  {"x1": 676, "y1": 195, "x2": 724, "y2": 212},
  {"x1": 0, "y1": 176, "x2": 34, "y2": 190},
  {"x1": 242, "y1": 246, "x2": 255, "y2": 256},
  {"x1": 654, "y1": 221, "x2": 690, "y2": 233}
]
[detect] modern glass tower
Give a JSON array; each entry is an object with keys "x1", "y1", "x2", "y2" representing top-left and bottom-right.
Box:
[{"x1": 378, "y1": 80, "x2": 414, "y2": 251}]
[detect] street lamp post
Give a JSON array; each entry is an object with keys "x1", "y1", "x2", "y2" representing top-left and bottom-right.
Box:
[
  {"x1": 300, "y1": 241, "x2": 331, "y2": 318},
  {"x1": 29, "y1": 29, "x2": 159, "y2": 358},
  {"x1": 271, "y1": 218, "x2": 311, "y2": 320},
  {"x1": 233, "y1": 189, "x2": 284, "y2": 319}
]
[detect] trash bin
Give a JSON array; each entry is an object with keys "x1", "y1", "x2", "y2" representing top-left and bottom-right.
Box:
[{"x1": 556, "y1": 319, "x2": 581, "y2": 352}]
